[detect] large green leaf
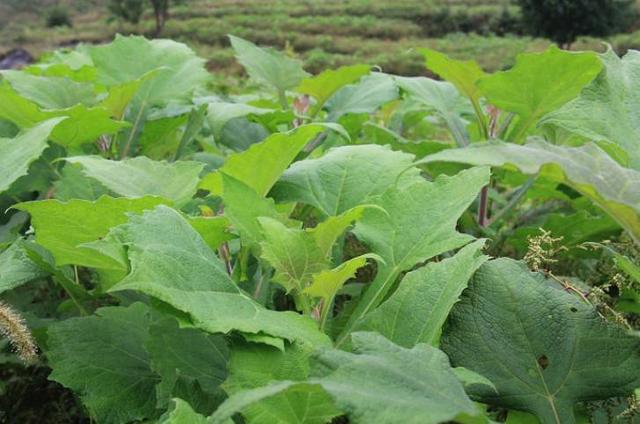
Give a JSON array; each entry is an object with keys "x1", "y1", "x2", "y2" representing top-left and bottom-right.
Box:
[
  {"x1": 65, "y1": 156, "x2": 204, "y2": 206},
  {"x1": 47, "y1": 303, "x2": 159, "y2": 424},
  {"x1": 325, "y1": 73, "x2": 398, "y2": 121},
  {"x1": 395, "y1": 76, "x2": 471, "y2": 146},
  {"x1": 0, "y1": 118, "x2": 62, "y2": 194},
  {"x1": 541, "y1": 48, "x2": 640, "y2": 169},
  {"x1": 339, "y1": 166, "x2": 490, "y2": 342},
  {"x1": 211, "y1": 333, "x2": 477, "y2": 424},
  {"x1": 441, "y1": 259, "x2": 640, "y2": 423},
  {"x1": 258, "y1": 217, "x2": 327, "y2": 294},
  {"x1": 15, "y1": 196, "x2": 168, "y2": 268},
  {"x1": 297, "y1": 64, "x2": 370, "y2": 115},
  {"x1": 109, "y1": 206, "x2": 329, "y2": 346},
  {"x1": 220, "y1": 342, "x2": 340, "y2": 424},
  {"x1": 206, "y1": 102, "x2": 273, "y2": 140},
  {"x1": 358, "y1": 240, "x2": 488, "y2": 348},
  {"x1": 419, "y1": 139, "x2": 640, "y2": 243},
  {"x1": 229, "y1": 35, "x2": 309, "y2": 94},
  {"x1": 146, "y1": 317, "x2": 229, "y2": 409},
  {"x1": 0, "y1": 83, "x2": 127, "y2": 148},
  {"x1": 0, "y1": 240, "x2": 48, "y2": 294},
  {"x1": 477, "y1": 46, "x2": 602, "y2": 142},
  {"x1": 160, "y1": 399, "x2": 208, "y2": 424},
  {"x1": 1, "y1": 70, "x2": 96, "y2": 109},
  {"x1": 313, "y1": 332, "x2": 477, "y2": 423},
  {"x1": 420, "y1": 48, "x2": 487, "y2": 132},
  {"x1": 271, "y1": 144, "x2": 422, "y2": 216},
  {"x1": 221, "y1": 174, "x2": 284, "y2": 250},
  {"x1": 200, "y1": 125, "x2": 325, "y2": 197},
  {"x1": 89, "y1": 35, "x2": 209, "y2": 105}
]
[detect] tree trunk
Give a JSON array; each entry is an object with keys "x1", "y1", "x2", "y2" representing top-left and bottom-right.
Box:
[{"x1": 150, "y1": 0, "x2": 168, "y2": 37}]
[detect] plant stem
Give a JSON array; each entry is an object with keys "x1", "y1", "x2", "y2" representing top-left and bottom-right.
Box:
[
  {"x1": 488, "y1": 176, "x2": 536, "y2": 226},
  {"x1": 477, "y1": 185, "x2": 490, "y2": 227}
]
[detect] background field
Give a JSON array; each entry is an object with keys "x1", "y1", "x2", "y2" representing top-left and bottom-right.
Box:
[{"x1": 4, "y1": 0, "x2": 640, "y2": 81}]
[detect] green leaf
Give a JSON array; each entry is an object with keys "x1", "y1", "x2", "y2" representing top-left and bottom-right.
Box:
[
  {"x1": 187, "y1": 216, "x2": 234, "y2": 251},
  {"x1": 89, "y1": 35, "x2": 209, "y2": 105},
  {"x1": 206, "y1": 101, "x2": 273, "y2": 140},
  {"x1": 229, "y1": 35, "x2": 309, "y2": 94},
  {"x1": 221, "y1": 174, "x2": 284, "y2": 250},
  {"x1": 65, "y1": 156, "x2": 204, "y2": 206},
  {"x1": 1, "y1": 71, "x2": 96, "y2": 109},
  {"x1": 0, "y1": 82, "x2": 127, "y2": 148},
  {"x1": 307, "y1": 205, "x2": 371, "y2": 257},
  {"x1": 200, "y1": 125, "x2": 325, "y2": 197},
  {"x1": 0, "y1": 118, "x2": 63, "y2": 194},
  {"x1": 258, "y1": 217, "x2": 327, "y2": 294},
  {"x1": 325, "y1": 73, "x2": 398, "y2": 121},
  {"x1": 541, "y1": 48, "x2": 640, "y2": 169},
  {"x1": 339, "y1": 166, "x2": 490, "y2": 342},
  {"x1": 357, "y1": 240, "x2": 488, "y2": 347},
  {"x1": 15, "y1": 196, "x2": 168, "y2": 268},
  {"x1": 419, "y1": 139, "x2": 640, "y2": 243},
  {"x1": 297, "y1": 64, "x2": 370, "y2": 115},
  {"x1": 210, "y1": 381, "x2": 324, "y2": 424},
  {"x1": 53, "y1": 163, "x2": 111, "y2": 201},
  {"x1": 47, "y1": 303, "x2": 159, "y2": 424},
  {"x1": 0, "y1": 240, "x2": 48, "y2": 294},
  {"x1": 441, "y1": 259, "x2": 640, "y2": 423},
  {"x1": 395, "y1": 76, "x2": 471, "y2": 146},
  {"x1": 146, "y1": 317, "x2": 229, "y2": 408},
  {"x1": 420, "y1": 48, "x2": 486, "y2": 109},
  {"x1": 160, "y1": 399, "x2": 208, "y2": 424},
  {"x1": 304, "y1": 254, "x2": 376, "y2": 303},
  {"x1": 477, "y1": 46, "x2": 602, "y2": 142},
  {"x1": 271, "y1": 144, "x2": 422, "y2": 216},
  {"x1": 220, "y1": 342, "x2": 340, "y2": 424},
  {"x1": 312, "y1": 332, "x2": 478, "y2": 423},
  {"x1": 109, "y1": 206, "x2": 329, "y2": 346}
]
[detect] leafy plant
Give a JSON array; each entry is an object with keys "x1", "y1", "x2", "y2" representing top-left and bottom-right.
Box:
[{"x1": 1, "y1": 34, "x2": 640, "y2": 424}]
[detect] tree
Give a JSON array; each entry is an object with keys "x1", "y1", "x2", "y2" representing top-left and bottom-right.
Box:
[
  {"x1": 108, "y1": 0, "x2": 145, "y2": 25},
  {"x1": 149, "y1": 0, "x2": 169, "y2": 36},
  {"x1": 515, "y1": 0, "x2": 635, "y2": 48},
  {"x1": 108, "y1": 0, "x2": 189, "y2": 36}
]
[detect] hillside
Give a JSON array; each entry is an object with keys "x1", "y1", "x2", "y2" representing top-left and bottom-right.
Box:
[{"x1": 1, "y1": 0, "x2": 640, "y2": 78}]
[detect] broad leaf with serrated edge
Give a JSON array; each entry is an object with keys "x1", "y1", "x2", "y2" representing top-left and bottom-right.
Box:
[
  {"x1": 477, "y1": 46, "x2": 602, "y2": 142},
  {"x1": 47, "y1": 303, "x2": 159, "y2": 424},
  {"x1": 297, "y1": 64, "x2": 370, "y2": 115},
  {"x1": 108, "y1": 206, "x2": 329, "y2": 346},
  {"x1": 395, "y1": 76, "x2": 471, "y2": 146},
  {"x1": 89, "y1": 35, "x2": 209, "y2": 105},
  {"x1": 541, "y1": 48, "x2": 640, "y2": 169},
  {"x1": 358, "y1": 240, "x2": 488, "y2": 347},
  {"x1": 420, "y1": 48, "x2": 487, "y2": 130},
  {"x1": 442, "y1": 258, "x2": 640, "y2": 423},
  {"x1": 65, "y1": 156, "x2": 204, "y2": 206},
  {"x1": 313, "y1": 332, "x2": 477, "y2": 423},
  {"x1": 200, "y1": 124, "x2": 325, "y2": 196},
  {"x1": 339, "y1": 166, "x2": 490, "y2": 343},
  {"x1": 258, "y1": 217, "x2": 327, "y2": 294},
  {"x1": 418, "y1": 139, "x2": 640, "y2": 243},
  {"x1": 229, "y1": 35, "x2": 309, "y2": 94},
  {"x1": 146, "y1": 317, "x2": 229, "y2": 409},
  {"x1": 0, "y1": 240, "x2": 48, "y2": 294},
  {"x1": 271, "y1": 144, "x2": 422, "y2": 216},
  {"x1": 325, "y1": 73, "x2": 398, "y2": 121},
  {"x1": 0, "y1": 83, "x2": 127, "y2": 148},
  {"x1": 0, "y1": 118, "x2": 63, "y2": 194},
  {"x1": 15, "y1": 196, "x2": 168, "y2": 268},
  {"x1": 219, "y1": 342, "x2": 340, "y2": 424},
  {"x1": 221, "y1": 174, "x2": 284, "y2": 250}
]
